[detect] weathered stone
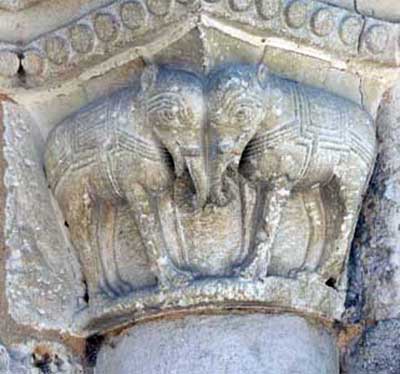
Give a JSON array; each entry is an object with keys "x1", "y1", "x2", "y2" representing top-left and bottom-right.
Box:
[
  {"x1": 45, "y1": 36, "x2": 69, "y2": 65},
  {"x1": 255, "y1": 0, "x2": 281, "y2": 19},
  {"x1": 356, "y1": 0, "x2": 400, "y2": 22},
  {"x1": 0, "y1": 344, "x2": 10, "y2": 373},
  {"x1": 320, "y1": 0, "x2": 400, "y2": 22},
  {"x1": 0, "y1": 0, "x2": 397, "y2": 90},
  {"x1": 3, "y1": 102, "x2": 84, "y2": 331},
  {"x1": 0, "y1": 340, "x2": 83, "y2": 373},
  {"x1": 207, "y1": 64, "x2": 375, "y2": 288},
  {"x1": 120, "y1": 1, "x2": 147, "y2": 30},
  {"x1": 93, "y1": 13, "x2": 119, "y2": 42},
  {"x1": 44, "y1": 65, "x2": 205, "y2": 302},
  {"x1": 311, "y1": 8, "x2": 335, "y2": 37},
  {"x1": 319, "y1": 0, "x2": 354, "y2": 10},
  {"x1": 0, "y1": 0, "x2": 398, "y2": 372},
  {"x1": 285, "y1": 0, "x2": 308, "y2": 29},
  {"x1": 34, "y1": 63, "x2": 375, "y2": 335},
  {"x1": 230, "y1": 0, "x2": 252, "y2": 12},
  {"x1": 69, "y1": 24, "x2": 94, "y2": 54},
  {"x1": 261, "y1": 47, "x2": 365, "y2": 107},
  {"x1": 146, "y1": 0, "x2": 173, "y2": 16},
  {"x1": 21, "y1": 50, "x2": 44, "y2": 76},
  {"x1": 346, "y1": 83, "x2": 400, "y2": 322},
  {"x1": 345, "y1": 319, "x2": 400, "y2": 374},
  {"x1": 0, "y1": 0, "x2": 42, "y2": 11},
  {"x1": 96, "y1": 314, "x2": 339, "y2": 374},
  {"x1": 364, "y1": 25, "x2": 389, "y2": 54},
  {"x1": 341, "y1": 81, "x2": 400, "y2": 374},
  {"x1": 0, "y1": 50, "x2": 19, "y2": 77},
  {"x1": 339, "y1": 16, "x2": 364, "y2": 46}
]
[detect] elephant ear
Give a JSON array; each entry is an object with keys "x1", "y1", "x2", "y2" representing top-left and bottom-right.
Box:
[
  {"x1": 256, "y1": 64, "x2": 269, "y2": 88},
  {"x1": 141, "y1": 64, "x2": 158, "y2": 93}
]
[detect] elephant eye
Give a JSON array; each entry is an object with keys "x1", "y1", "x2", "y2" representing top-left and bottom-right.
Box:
[
  {"x1": 159, "y1": 108, "x2": 178, "y2": 122},
  {"x1": 224, "y1": 91, "x2": 264, "y2": 125},
  {"x1": 148, "y1": 92, "x2": 186, "y2": 127},
  {"x1": 233, "y1": 103, "x2": 260, "y2": 124},
  {"x1": 234, "y1": 107, "x2": 249, "y2": 121},
  {"x1": 153, "y1": 105, "x2": 187, "y2": 129}
]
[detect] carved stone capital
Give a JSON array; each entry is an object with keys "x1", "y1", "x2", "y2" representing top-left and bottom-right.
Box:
[
  {"x1": 3, "y1": 1, "x2": 400, "y2": 373},
  {"x1": 37, "y1": 63, "x2": 377, "y2": 334}
]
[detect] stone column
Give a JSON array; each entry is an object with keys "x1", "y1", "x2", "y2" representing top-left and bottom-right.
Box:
[{"x1": 96, "y1": 314, "x2": 338, "y2": 374}]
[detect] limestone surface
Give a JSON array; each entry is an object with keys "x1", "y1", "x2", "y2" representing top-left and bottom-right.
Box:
[
  {"x1": 39, "y1": 63, "x2": 375, "y2": 334},
  {"x1": 346, "y1": 84, "x2": 400, "y2": 322},
  {"x1": 0, "y1": 340, "x2": 83, "y2": 374},
  {"x1": 0, "y1": 0, "x2": 398, "y2": 372},
  {"x1": 96, "y1": 314, "x2": 339, "y2": 374},
  {"x1": 345, "y1": 319, "x2": 400, "y2": 374}
]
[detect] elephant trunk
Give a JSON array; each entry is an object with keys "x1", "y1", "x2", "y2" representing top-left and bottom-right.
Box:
[
  {"x1": 209, "y1": 150, "x2": 240, "y2": 206},
  {"x1": 185, "y1": 155, "x2": 208, "y2": 209},
  {"x1": 210, "y1": 156, "x2": 227, "y2": 204},
  {"x1": 170, "y1": 148, "x2": 185, "y2": 178},
  {"x1": 209, "y1": 139, "x2": 245, "y2": 206},
  {"x1": 166, "y1": 142, "x2": 208, "y2": 208}
]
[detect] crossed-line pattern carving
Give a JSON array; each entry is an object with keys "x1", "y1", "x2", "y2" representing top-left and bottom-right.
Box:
[{"x1": 244, "y1": 82, "x2": 374, "y2": 169}]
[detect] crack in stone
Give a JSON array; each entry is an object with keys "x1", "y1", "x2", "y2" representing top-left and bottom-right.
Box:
[
  {"x1": 357, "y1": 72, "x2": 365, "y2": 109},
  {"x1": 357, "y1": 15, "x2": 367, "y2": 55},
  {"x1": 354, "y1": 0, "x2": 359, "y2": 14}
]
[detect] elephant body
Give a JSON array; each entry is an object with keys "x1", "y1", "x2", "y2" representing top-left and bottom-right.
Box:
[
  {"x1": 45, "y1": 88, "x2": 173, "y2": 203},
  {"x1": 207, "y1": 65, "x2": 377, "y2": 285},
  {"x1": 240, "y1": 77, "x2": 376, "y2": 190},
  {"x1": 44, "y1": 66, "x2": 207, "y2": 300},
  {"x1": 45, "y1": 89, "x2": 175, "y2": 299}
]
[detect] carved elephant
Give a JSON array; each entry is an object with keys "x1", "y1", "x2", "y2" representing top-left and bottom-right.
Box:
[
  {"x1": 207, "y1": 64, "x2": 376, "y2": 286},
  {"x1": 44, "y1": 65, "x2": 208, "y2": 300}
]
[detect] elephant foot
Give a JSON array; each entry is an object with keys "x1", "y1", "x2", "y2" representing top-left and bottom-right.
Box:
[
  {"x1": 239, "y1": 241, "x2": 270, "y2": 281},
  {"x1": 156, "y1": 257, "x2": 193, "y2": 290}
]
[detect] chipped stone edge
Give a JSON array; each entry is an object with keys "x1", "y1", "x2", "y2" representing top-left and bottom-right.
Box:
[
  {"x1": 0, "y1": 0, "x2": 399, "y2": 87},
  {"x1": 0, "y1": 0, "x2": 43, "y2": 11},
  {"x1": 73, "y1": 276, "x2": 345, "y2": 336}
]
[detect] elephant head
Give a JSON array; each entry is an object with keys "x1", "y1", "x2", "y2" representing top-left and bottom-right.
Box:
[
  {"x1": 141, "y1": 65, "x2": 208, "y2": 208},
  {"x1": 207, "y1": 64, "x2": 269, "y2": 206}
]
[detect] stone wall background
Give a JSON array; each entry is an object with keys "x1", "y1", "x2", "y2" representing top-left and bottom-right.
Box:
[
  {"x1": 342, "y1": 84, "x2": 400, "y2": 373},
  {"x1": 0, "y1": 97, "x2": 86, "y2": 373}
]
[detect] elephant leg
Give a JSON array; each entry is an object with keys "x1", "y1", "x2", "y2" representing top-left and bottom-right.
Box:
[
  {"x1": 236, "y1": 176, "x2": 256, "y2": 267},
  {"x1": 94, "y1": 202, "x2": 132, "y2": 297},
  {"x1": 318, "y1": 167, "x2": 367, "y2": 290},
  {"x1": 57, "y1": 181, "x2": 104, "y2": 303},
  {"x1": 290, "y1": 187, "x2": 326, "y2": 278},
  {"x1": 125, "y1": 184, "x2": 193, "y2": 290},
  {"x1": 240, "y1": 177, "x2": 292, "y2": 280}
]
